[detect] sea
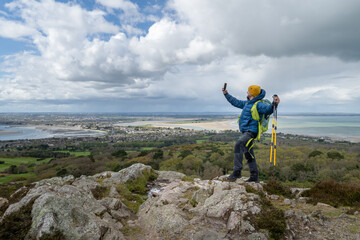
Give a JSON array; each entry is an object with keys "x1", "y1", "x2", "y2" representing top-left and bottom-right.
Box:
[
  {"x1": 276, "y1": 115, "x2": 360, "y2": 140},
  {"x1": 0, "y1": 125, "x2": 105, "y2": 141},
  {"x1": 0, "y1": 114, "x2": 359, "y2": 142}
]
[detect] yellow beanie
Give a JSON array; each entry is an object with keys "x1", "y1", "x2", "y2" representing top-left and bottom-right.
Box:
[{"x1": 248, "y1": 85, "x2": 261, "y2": 97}]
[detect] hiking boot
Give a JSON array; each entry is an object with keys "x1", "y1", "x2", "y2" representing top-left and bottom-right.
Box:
[
  {"x1": 226, "y1": 170, "x2": 241, "y2": 182},
  {"x1": 245, "y1": 177, "x2": 259, "y2": 183},
  {"x1": 245, "y1": 172, "x2": 259, "y2": 183}
]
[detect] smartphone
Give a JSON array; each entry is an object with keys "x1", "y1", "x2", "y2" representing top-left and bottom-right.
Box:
[{"x1": 224, "y1": 83, "x2": 227, "y2": 90}]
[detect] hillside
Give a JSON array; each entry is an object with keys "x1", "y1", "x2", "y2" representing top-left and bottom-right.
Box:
[{"x1": 0, "y1": 163, "x2": 359, "y2": 240}]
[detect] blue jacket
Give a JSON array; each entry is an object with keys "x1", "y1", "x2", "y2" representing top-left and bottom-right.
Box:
[{"x1": 225, "y1": 89, "x2": 273, "y2": 133}]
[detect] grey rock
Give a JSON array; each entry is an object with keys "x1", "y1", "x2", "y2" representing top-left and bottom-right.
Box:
[
  {"x1": 247, "y1": 232, "x2": 268, "y2": 240},
  {"x1": 316, "y1": 202, "x2": 333, "y2": 208},
  {"x1": 91, "y1": 163, "x2": 152, "y2": 186},
  {"x1": 110, "y1": 209, "x2": 130, "y2": 220},
  {"x1": 290, "y1": 187, "x2": 310, "y2": 198},
  {"x1": 240, "y1": 220, "x2": 255, "y2": 233},
  {"x1": 71, "y1": 175, "x2": 101, "y2": 194},
  {"x1": 184, "y1": 227, "x2": 228, "y2": 240},
  {"x1": 156, "y1": 170, "x2": 186, "y2": 181},
  {"x1": 108, "y1": 185, "x2": 120, "y2": 198},
  {"x1": 192, "y1": 188, "x2": 212, "y2": 206},
  {"x1": 1, "y1": 163, "x2": 154, "y2": 239},
  {"x1": 268, "y1": 194, "x2": 279, "y2": 200},
  {"x1": 338, "y1": 213, "x2": 349, "y2": 218},
  {"x1": 227, "y1": 211, "x2": 242, "y2": 230},
  {"x1": 26, "y1": 185, "x2": 124, "y2": 239},
  {"x1": 138, "y1": 203, "x2": 188, "y2": 235},
  {"x1": 245, "y1": 181, "x2": 263, "y2": 191},
  {"x1": 297, "y1": 197, "x2": 309, "y2": 203},
  {"x1": 100, "y1": 197, "x2": 125, "y2": 211},
  {"x1": 35, "y1": 175, "x2": 75, "y2": 188},
  {"x1": 285, "y1": 209, "x2": 295, "y2": 218},
  {"x1": 0, "y1": 197, "x2": 9, "y2": 211},
  {"x1": 284, "y1": 198, "x2": 292, "y2": 205}
]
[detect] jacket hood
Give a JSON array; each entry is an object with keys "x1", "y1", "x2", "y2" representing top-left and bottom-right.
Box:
[{"x1": 249, "y1": 89, "x2": 266, "y2": 103}]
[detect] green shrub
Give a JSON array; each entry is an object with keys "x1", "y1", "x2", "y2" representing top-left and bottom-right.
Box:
[
  {"x1": 302, "y1": 180, "x2": 360, "y2": 207},
  {"x1": 263, "y1": 179, "x2": 293, "y2": 198},
  {"x1": 39, "y1": 230, "x2": 66, "y2": 240},
  {"x1": 327, "y1": 151, "x2": 344, "y2": 160},
  {"x1": 308, "y1": 150, "x2": 323, "y2": 158},
  {"x1": 112, "y1": 149, "x2": 127, "y2": 158},
  {"x1": 251, "y1": 191, "x2": 286, "y2": 240},
  {"x1": 0, "y1": 197, "x2": 37, "y2": 240},
  {"x1": 56, "y1": 168, "x2": 68, "y2": 176},
  {"x1": 291, "y1": 163, "x2": 314, "y2": 173}
]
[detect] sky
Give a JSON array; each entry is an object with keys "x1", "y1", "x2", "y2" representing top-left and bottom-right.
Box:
[{"x1": 0, "y1": 0, "x2": 360, "y2": 113}]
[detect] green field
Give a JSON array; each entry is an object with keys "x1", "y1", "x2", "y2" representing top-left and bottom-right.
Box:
[
  {"x1": 0, "y1": 157, "x2": 44, "y2": 183},
  {"x1": 55, "y1": 151, "x2": 91, "y2": 157},
  {"x1": 0, "y1": 172, "x2": 37, "y2": 183},
  {"x1": 140, "y1": 147, "x2": 154, "y2": 151},
  {"x1": 0, "y1": 157, "x2": 40, "y2": 172}
]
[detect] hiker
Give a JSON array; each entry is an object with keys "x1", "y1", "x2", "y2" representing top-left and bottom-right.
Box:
[{"x1": 222, "y1": 85, "x2": 280, "y2": 182}]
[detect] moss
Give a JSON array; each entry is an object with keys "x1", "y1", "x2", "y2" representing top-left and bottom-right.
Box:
[
  {"x1": 263, "y1": 179, "x2": 293, "y2": 198},
  {"x1": 90, "y1": 185, "x2": 110, "y2": 200},
  {"x1": 245, "y1": 185, "x2": 258, "y2": 194},
  {"x1": 0, "y1": 197, "x2": 38, "y2": 240},
  {"x1": 121, "y1": 225, "x2": 143, "y2": 237},
  {"x1": 181, "y1": 176, "x2": 195, "y2": 182},
  {"x1": 115, "y1": 169, "x2": 158, "y2": 212},
  {"x1": 116, "y1": 183, "x2": 145, "y2": 212},
  {"x1": 125, "y1": 169, "x2": 158, "y2": 195},
  {"x1": 180, "y1": 186, "x2": 200, "y2": 208}
]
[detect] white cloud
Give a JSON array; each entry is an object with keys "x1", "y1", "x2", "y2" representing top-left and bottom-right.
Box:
[
  {"x1": 0, "y1": 17, "x2": 37, "y2": 39},
  {"x1": 0, "y1": 0, "x2": 359, "y2": 113},
  {"x1": 169, "y1": 0, "x2": 360, "y2": 60},
  {"x1": 97, "y1": 0, "x2": 138, "y2": 11}
]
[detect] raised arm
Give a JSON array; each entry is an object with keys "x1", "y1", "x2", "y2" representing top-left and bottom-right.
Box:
[{"x1": 223, "y1": 91, "x2": 246, "y2": 109}]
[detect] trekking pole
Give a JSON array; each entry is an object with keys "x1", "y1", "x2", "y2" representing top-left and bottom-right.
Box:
[
  {"x1": 270, "y1": 105, "x2": 275, "y2": 166},
  {"x1": 270, "y1": 95, "x2": 278, "y2": 167},
  {"x1": 273, "y1": 103, "x2": 278, "y2": 166}
]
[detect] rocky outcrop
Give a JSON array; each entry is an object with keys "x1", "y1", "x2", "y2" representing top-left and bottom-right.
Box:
[
  {"x1": 137, "y1": 177, "x2": 266, "y2": 240},
  {"x1": 0, "y1": 164, "x2": 149, "y2": 240},
  {"x1": 1, "y1": 164, "x2": 359, "y2": 240}
]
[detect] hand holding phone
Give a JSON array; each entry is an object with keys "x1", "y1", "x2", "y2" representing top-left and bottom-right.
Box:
[{"x1": 222, "y1": 83, "x2": 227, "y2": 95}]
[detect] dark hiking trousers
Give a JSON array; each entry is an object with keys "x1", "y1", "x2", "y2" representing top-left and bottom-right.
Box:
[{"x1": 233, "y1": 131, "x2": 258, "y2": 175}]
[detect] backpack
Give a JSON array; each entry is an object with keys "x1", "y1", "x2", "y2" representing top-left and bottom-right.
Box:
[{"x1": 251, "y1": 99, "x2": 272, "y2": 141}]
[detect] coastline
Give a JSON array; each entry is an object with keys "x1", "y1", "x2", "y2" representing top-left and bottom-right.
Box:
[
  {"x1": 0, "y1": 130, "x2": 22, "y2": 136},
  {"x1": 0, "y1": 124, "x2": 107, "y2": 141},
  {"x1": 151, "y1": 119, "x2": 360, "y2": 143},
  {"x1": 31, "y1": 124, "x2": 107, "y2": 135}
]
